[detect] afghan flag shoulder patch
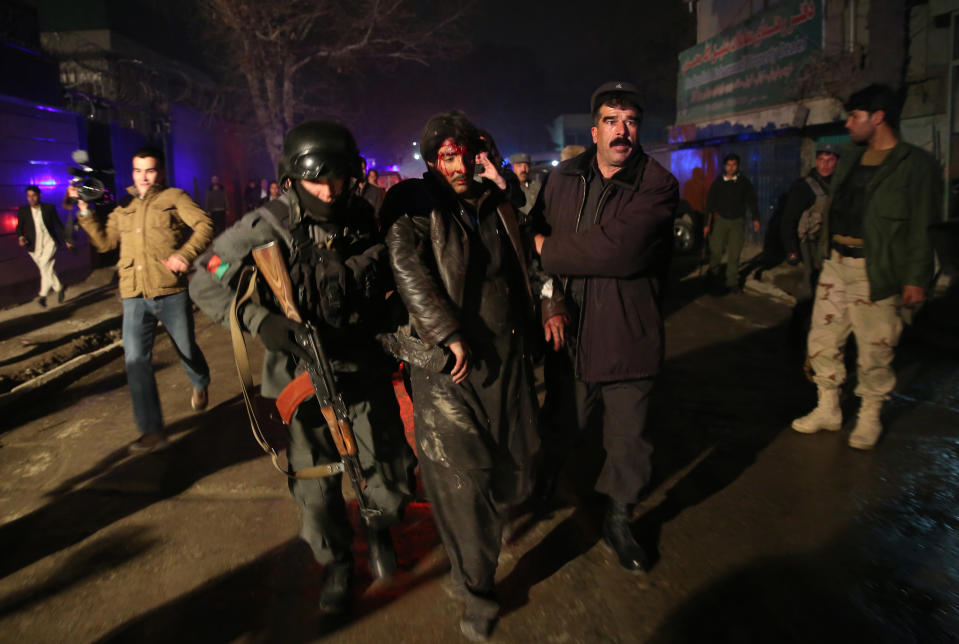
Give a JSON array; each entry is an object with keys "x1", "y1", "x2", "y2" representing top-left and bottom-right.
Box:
[{"x1": 206, "y1": 254, "x2": 230, "y2": 279}]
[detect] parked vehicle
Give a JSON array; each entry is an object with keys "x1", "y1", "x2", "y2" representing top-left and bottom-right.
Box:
[{"x1": 673, "y1": 199, "x2": 705, "y2": 253}]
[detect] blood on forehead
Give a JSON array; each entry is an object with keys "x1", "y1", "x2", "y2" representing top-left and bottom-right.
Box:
[{"x1": 437, "y1": 142, "x2": 467, "y2": 161}]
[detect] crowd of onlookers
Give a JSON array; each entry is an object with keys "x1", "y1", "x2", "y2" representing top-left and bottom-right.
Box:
[{"x1": 201, "y1": 166, "x2": 390, "y2": 235}]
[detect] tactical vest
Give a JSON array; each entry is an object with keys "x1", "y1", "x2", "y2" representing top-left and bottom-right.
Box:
[{"x1": 797, "y1": 175, "x2": 830, "y2": 242}]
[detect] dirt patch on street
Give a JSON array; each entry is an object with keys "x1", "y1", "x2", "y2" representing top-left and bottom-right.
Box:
[{"x1": 0, "y1": 328, "x2": 121, "y2": 394}]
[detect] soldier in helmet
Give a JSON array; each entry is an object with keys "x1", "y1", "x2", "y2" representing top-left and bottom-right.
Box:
[{"x1": 189, "y1": 121, "x2": 415, "y2": 614}]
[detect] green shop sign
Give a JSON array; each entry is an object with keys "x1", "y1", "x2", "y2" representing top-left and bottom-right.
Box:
[{"x1": 677, "y1": 0, "x2": 823, "y2": 123}]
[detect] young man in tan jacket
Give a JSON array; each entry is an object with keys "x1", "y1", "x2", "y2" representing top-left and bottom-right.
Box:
[{"x1": 74, "y1": 146, "x2": 213, "y2": 452}]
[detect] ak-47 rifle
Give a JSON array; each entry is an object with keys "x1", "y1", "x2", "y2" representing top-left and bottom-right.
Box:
[{"x1": 250, "y1": 240, "x2": 396, "y2": 579}]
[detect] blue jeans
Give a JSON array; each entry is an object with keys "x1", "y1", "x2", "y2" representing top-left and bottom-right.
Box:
[{"x1": 122, "y1": 290, "x2": 210, "y2": 434}]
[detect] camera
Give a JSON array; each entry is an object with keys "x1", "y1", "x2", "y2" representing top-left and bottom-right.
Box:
[{"x1": 66, "y1": 149, "x2": 112, "y2": 204}]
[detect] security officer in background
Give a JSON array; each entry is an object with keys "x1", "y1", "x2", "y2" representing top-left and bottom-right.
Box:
[
  {"x1": 189, "y1": 121, "x2": 415, "y2": 614},
  {"x1": 781, "y1": 142, "x2": 840, "y2": 299},
  {"x1": 704, "y1": 152, "x2": 759, "y2": 294},
  {"x1": 509, "y1": 152, "x2": 542, "y2": 219}
]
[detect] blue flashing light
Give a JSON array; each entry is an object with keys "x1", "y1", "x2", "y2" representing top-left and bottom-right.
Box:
[
  {"x1": 28, "y1": 160, "x2": 56, "y2": 165},
  {"x1": 30, "y1": 172, "x2": 60, "y2": 187},
  {"x1": 388, "y1": 165, "x2": 400, "y2": 172},
  {"x1": 551, "y1": 160, "x2": 559, "y2": 167}
]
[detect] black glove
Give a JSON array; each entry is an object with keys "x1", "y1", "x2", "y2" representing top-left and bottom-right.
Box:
[{"x1": 257, "y1": 313, "x2": 309, "y2": 362}]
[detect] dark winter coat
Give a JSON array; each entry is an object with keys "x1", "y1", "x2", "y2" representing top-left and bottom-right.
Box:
[
  {"x1": 16, "y1": 202, "x2": 68, "y2": 252},
  {"x1": 384, "y1": 173, "x2": 565, "y2": 347},
  {"x1": 357, "y1": 182, "x2": 385, "y2": 216},
  {"x1": 533, "y1": 145, "x2": 678, "y2": 383},
  {"x1": 205, "y1": 185, "x2": 229, "y2": 213}
]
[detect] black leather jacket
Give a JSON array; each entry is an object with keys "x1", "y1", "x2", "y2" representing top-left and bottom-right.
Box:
[{"x1": 384, "y1": 173, "x2": 565, "y2": 347}]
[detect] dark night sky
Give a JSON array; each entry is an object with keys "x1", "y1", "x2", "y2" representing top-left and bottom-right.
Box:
[
  {"x1": 344, "y1": 0, "x2": 696, "y2": 164},
  {"x1": 25, "y1": 0, "x2": 695, "y2": 167}
]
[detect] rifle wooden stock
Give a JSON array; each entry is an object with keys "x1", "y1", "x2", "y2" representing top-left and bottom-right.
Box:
[
  {"x1": 247, "y1": 235, "x2": 390, "y2": 577},
  {"x1": 320, "y1": 407, "x2": 358, "y2": 457},
  {"x1": 251, "y1": 240, "x2": 360, "y2": 459},
  {"x1": 252, "y1": 241, "x2": 303, "y2": 323}
]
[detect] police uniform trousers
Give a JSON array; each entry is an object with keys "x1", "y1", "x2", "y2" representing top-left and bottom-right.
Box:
[
  {"x1": 540, "y1": 342, "x2": 655, "y2": 505},
  {"x1": 287, "y1": 371, "x2": 415, "y2": 565},
  {"x1": 807, "y1": 250, "x2": 904, "y2": 400},
  {"x1": 708, "y1": 216, "x2": 745, "y2": 288}
]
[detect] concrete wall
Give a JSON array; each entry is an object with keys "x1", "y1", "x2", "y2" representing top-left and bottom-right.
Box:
[{"x1": 901, "y1": 2, "x2": 952, "y2": 165}]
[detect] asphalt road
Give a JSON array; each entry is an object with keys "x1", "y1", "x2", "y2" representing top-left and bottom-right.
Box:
[{"x1": 0, "y1": 257, "x2": 956, "y2": 643}]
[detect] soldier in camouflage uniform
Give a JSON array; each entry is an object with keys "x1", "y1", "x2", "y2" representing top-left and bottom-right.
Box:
[{"x1": 792, "y1": 85, "x2": 939, "y2": 450}]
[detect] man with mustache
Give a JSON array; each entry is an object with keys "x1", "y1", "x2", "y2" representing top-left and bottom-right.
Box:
[
  {"x1": 531, "y1": 81, "x2": 678, "y2": 573},
  {"x1": 383, "y1": 111, "x2": 565, "y2": 640},
  {"x1": 509, "y1": 152, "x2": 542, "y2": 219}
]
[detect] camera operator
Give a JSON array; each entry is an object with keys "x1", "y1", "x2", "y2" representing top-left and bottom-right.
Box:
[{"x1": 72, "y1": 146, "x2": 213, "y2": 453}]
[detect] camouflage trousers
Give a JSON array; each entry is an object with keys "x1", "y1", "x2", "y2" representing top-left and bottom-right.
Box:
[{"x1": 807, "y1": 251, "x2": 904, "y2": 399}]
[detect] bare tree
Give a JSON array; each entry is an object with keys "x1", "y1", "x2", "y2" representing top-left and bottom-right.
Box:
[{"x1": 200, "y1": 0, "x2": 471, "y2": 166}]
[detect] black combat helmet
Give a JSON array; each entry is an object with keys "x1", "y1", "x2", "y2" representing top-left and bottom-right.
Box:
[{"x1": 277, "y1": 120, "x2": 362, "y2": 186}]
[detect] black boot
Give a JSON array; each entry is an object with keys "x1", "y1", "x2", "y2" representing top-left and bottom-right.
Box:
[
  {"x1": 602, "y1": 499, "x2": 648, "y2": 572},
  {"x1": 366, "y1": 526, "x2": 397, "y2": 580},
  {"x1": 318, "y1": 556, "x2": 353, "y2": 614}
]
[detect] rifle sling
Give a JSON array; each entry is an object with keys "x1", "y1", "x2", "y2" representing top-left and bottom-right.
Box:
[{"x1": 230, "y1": 265, "x2": 345, "y2": 480}]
